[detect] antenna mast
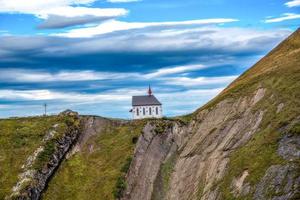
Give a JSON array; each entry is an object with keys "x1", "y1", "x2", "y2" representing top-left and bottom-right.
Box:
[{"x1": 44, "y1": 103, "x2": 47, "y2": 116}]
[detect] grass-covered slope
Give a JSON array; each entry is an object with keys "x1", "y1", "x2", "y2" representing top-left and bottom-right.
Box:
[
  {"x1": 204, "y1": 28, "x2": 300, "y2": 110},
  {"x1": 199, "y1": 29, "x2": 300, "y2": 199},
  {"x1": 42, "y1": 119, "x2": 146, "y2": 200},
  {"x1": 0, "y1": 116, "x2": 73, "y2": 199}
]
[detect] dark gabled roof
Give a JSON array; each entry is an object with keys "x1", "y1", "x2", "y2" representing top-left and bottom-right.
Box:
[{"x1": 132, "y1": 95, "x2": 162, "y2": 106}]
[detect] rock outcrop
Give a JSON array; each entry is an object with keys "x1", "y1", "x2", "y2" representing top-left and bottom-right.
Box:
[
  {"x1": 8, "y1": 112, "x2": 81, "y2": 200},
  {"x1": 122, "y1": 88, "x2": 266, "y2": 200}
]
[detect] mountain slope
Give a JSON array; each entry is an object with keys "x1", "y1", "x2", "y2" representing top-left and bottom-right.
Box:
[{"x1": 121, "y1": 28, "x2": 300, "y2": 200}]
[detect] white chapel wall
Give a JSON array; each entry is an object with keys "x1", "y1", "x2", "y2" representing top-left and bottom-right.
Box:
[{"x1": 132, "y1": 105, "x2": 162, "y2": 119}]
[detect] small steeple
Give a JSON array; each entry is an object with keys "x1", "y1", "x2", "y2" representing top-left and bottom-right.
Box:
[{"x1": 148, "y1": 85, "x2": 152, "y2": 96}]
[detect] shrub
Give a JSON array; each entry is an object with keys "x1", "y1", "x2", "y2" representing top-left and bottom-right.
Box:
[
  {"x1": 113, "y1": 156, "x2": 133, "y2": 199},
  {"x1": 34, "y1": 141, "x2": 56, "y2": 169},
  {"x1": 121, "y1": 157, "x2": 133, "y2": 173},
  {"x1": 113, "y1": 176, "x2": 126, "y2": 199},
  {"x1": 131, "y1": 136, "x2": 138, "y2": 144},
  {"x1": 289, "y1": 123, "x2": 300, "y2": 135},
  {"x1": 154, "y1": 121, "x2": 172, "y2": 134}
]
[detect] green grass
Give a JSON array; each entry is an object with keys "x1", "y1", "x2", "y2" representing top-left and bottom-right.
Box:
[
  {"x1": 161, "y1": 154, "x2": 177, "y2": 195},
  {"x1": 34, "y1": 141, "x2": 56, "y2": 169},
  {"x1": 215, "y1": 29, "x2": 300, "y2": 199},
  {"x1": 42, "y1": 120, "x2": 146, "y2": 200},
  {"x1": 0, "y1": 116, "x2": 67, "y2": 199},
  {"x1": 289, "y1": 123, "x2": 300, "y2": 136},
  {"x1": 219, "y1": 128, "x2": 286, "y2": 199},
  {"x1": 153, "y1": 120, "x2": 173, "y2": 134},
  {"x1": 151, "y1": 153, "x2": 177, "y2": 200},
  {"x1": 113, "y1": 156, "x2": 133, "y2": 198}
]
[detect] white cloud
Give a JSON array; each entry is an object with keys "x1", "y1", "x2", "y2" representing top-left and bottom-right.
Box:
[
  {"x1": 0, "y1": 68, "x2": 237, "y2": 88},
  {"x1": 264, "y1": 13, "x2": 300, "y2": 23},
  {"x1": 285, "y1": 0, "x2": 300, "y2": 7},
  {"x1": 107, "y1": 0, "x2": 141, "y2": 3},
  {"x1": 0, "y1": 65, "x2": 210, "y2": 83},
  {"x1": 0, "y1": 69, "x2": 138, "y2": 82},
  {"x1": 0, "y1": 0, "x2": 127, "y2": 28},
  {"x1": 144, "y1": 64, "x2": 208, "y2": 78},
  {"x1": 48, "y1": 26, "x2": 289, "y2": 56},
  {"x1": 0, "y1": 89, "x2": 130, "y2": 102},
  {"x1": 54, "y1": 18, "x2": 238, "y2": 38},
  {"x1": 36, "y1": 6, "x2": 127, "y2": 19},
  {"x1": 162, "y1": 76, "x2": 238, "y2": 87},
  {"x1": 0, "y1": 104, "x2": 9, "y2": 109}
]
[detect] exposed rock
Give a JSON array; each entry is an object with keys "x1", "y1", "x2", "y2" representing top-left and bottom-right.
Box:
[
  {"x1": 254, "y1": 164, "x2": 300, "y2": 200},
  {"x1": 278, "y1": 135, "x2": 300, "y2": 161},
  {"x1": 59, "y1": 109, "x2": 78, "y2": 117},
  {"x1": 252, "y1": 88, "x2": 266, "y2": 105},
  {"x1": 122, "y1": 121, "x2": 184, "y2": 200},
  {"x1": 231, "y1": 170, "x2": 249, "y2": 197},
  {"x1": 122, "y1": 88, "x2": 266, "y2": 200},
  {"x1": 67, "y1": 116, "x2": 114, "y2": 157},
  {"x1": 8, "y1": 118, "x2": 81, "y2": 200},
  {"x1": 277, "y1": 103, "x2": 285, "y2": 113},
  {"x1": 166, "y1": 90, "x2": 265, "y2": 200}
]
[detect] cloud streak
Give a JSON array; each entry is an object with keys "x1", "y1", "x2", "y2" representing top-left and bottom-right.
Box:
[
  {"x1": 0, "y1": 69, "x2": 137, "y2": 83},
  {"x1": 265, "y1": 13, "x2": 300, "y2": 23},
  {"x1": 162, "y1": 76, "x2": 238, "y2": 87},
  {"x1": 107, "y1": 0, "x2": 141, "y2": 3},
  {"x1": 0, "y1": 0, "x2": 128, "y2": 29},
  {"x1": 54, "y1": 18, "x2": 239, "y2": 37},
  {"x1": 285, "y1": 0, "x2": 300, "y2": 7}
]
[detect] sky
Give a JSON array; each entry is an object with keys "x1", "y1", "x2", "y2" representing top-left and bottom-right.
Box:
[{"x1": 0, "y1": 0, "x2": 299, "y2": 118}]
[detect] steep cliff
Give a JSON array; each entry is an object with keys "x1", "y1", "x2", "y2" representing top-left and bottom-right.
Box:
[{"x1": 121, "y1": 29, "x2": 300, "y2": 200}]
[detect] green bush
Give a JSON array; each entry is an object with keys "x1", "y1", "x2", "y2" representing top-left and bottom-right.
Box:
[
  {"x1": 113, "y1": 156, "x2": 133, "y2": 199},
  {"x1": 289, "y1": 123, "x2": 300, "y2": 135},
  {"x1": 34, "y1": 140, "x2": 56, "y2": 169},
  {"x1": 113, "y1": 176, "x2": 127, "y2": 199},
  {"x1": 131, "y1": 136, "x2": 138, "y2": 144},
  {"x1": 121, "y1": 157, "x2": 132, "y2": 173},
  {"x1": 154, "y1": 121, "x2": 172, "y2": 134}
]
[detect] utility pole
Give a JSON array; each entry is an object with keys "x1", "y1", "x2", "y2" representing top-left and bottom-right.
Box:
[{"x1": 44, "y1": 103, "x2": 47, "y2": 116}]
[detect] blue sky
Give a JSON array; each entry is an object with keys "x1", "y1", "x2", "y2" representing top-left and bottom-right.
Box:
[{"x1": 0, "y1": 0, "x2": 299, "y2": 118}]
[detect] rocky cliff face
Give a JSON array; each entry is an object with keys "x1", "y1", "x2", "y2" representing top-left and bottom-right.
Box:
[
  {"x1": 6, "y1": 112, "x2": 81, "y2": 200},
  {"x1": 120, "y1": 29, "x2": 300, "y2": 200},
  {"x1": 122, "y1": 88, "x2": 266, "y2": 200}
]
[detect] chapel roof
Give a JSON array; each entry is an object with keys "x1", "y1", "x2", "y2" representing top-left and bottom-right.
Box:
[{"x1": 132, "y1": 95, "x2": 162, "y2": 106}]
